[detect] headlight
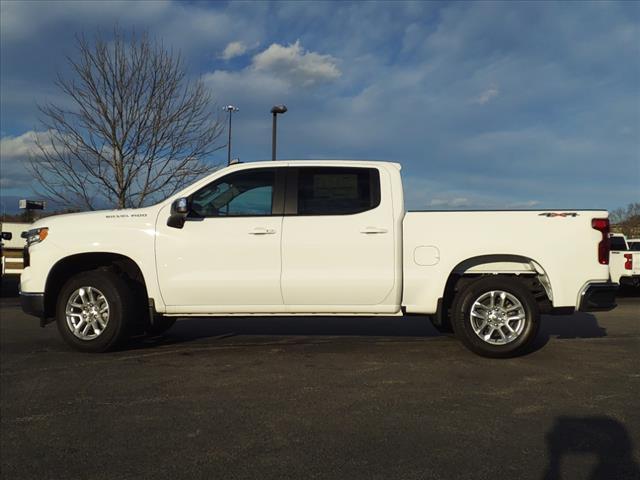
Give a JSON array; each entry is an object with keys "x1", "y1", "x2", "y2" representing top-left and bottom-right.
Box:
[{"x1": 21, "y1": 227, "x2": 49, "y2": 247}]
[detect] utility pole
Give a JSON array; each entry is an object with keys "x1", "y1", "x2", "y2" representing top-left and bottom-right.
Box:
[
  {"x1": 223, "y1": 105, "x2": 239, "y2": 165},
  {"x1": 270, "y1": 104, "x2": 287, "y2": 161}
]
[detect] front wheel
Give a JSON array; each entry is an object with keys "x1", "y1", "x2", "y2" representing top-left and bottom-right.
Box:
[
  {"x1": 56, "y1": 270, "x2": 134, "y2": 352},
  {"x1": 451, "y1": 277, "x2": 540, "y2": 358}
]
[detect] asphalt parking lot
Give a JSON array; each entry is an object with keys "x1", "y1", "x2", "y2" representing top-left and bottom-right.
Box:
[{"x1": 1, "y1": 276, "x2": 638, "y2": 480}]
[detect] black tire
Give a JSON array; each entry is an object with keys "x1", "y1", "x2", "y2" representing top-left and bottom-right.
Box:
[
  {"x1": 146, "y1": 317, "x2": 176, "y2": 336},
  {"x1": 451, "y1": 276, "x2": 540, "y2": 358},
  {"x1": 56, "y1": 270, "x2": 134, "y2": 352}
]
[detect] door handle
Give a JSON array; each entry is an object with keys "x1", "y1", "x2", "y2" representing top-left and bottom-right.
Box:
[
  {"x1": 249, "y1": 227, "x2": 276, "y2": 235},
  {"x1": 360, "y1": 227, "x2": 388, "y2": 234}
]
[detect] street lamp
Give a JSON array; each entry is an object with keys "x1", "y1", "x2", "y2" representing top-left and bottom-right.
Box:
[
  {"x1": 270, "y1": 104, "x2": 287, "y2": 161},
  {"x1": 223, "y1": 105, "x2": 239, "y2": 165}
]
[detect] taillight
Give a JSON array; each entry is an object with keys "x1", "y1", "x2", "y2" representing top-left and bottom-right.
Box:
[
  {"x1": 624, "y1": 253, "x2": 633, "y2": 270},
  {"x1": 591, "y1": 218, "x2": 610, "y2": 265}
]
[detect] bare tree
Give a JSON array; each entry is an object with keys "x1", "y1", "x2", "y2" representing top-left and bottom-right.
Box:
[
  {"x1": 30, "y1": 29, "x2": 224, "y2": 210},
  {"x1": 610, "y1": 202, "x2": 640, "y2": 224}
]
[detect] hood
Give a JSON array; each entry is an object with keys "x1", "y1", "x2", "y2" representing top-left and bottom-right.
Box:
[{"x1": 31, "y1": 207, "x2": 160, "y2": 230}]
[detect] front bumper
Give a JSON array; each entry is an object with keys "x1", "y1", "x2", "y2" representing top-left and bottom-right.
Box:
[
  {"x1": 578, "y1": 282, "x2": 618, "y2": 312},
  {"x1": 20, "y1": 292, "x2": 45, "y2": 318}
]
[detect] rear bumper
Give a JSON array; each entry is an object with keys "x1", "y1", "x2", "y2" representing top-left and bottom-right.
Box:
[
  {"x1": 578, "y1": 282, "x2": 618, "y2": 312},
  {"x1": 619, "y1": 275, "x2": 640, "y2": 287},
  {"x1": 20, "y1": 292, "x2": 45, "y2": 318}
]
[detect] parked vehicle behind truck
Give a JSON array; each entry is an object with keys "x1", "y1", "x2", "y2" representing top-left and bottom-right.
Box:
[
  {"x1": 1, "y1": 231, "x2": 13, "y2": 283},
  {"x1": 20, "y1": 160, "x2": 617, "y2": 357},
  {"x1": 609, "y1": 233, "x2": 640, "y2": 289}
]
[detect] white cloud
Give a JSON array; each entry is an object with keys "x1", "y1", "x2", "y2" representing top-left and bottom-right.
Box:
[
  {"x1": 0, "y1": 130, "x2": 64, "y2": 192},
  {"x1": 0, "y1": 130, "x2": 42, "y2": 190},
  {"x1": 0, "y1": 130, "x2": 39, "y2": 159},
  {"x1": 219, "y1": 41, "x2": 248, "y2": 60},
  {"x1": 204, "y1": 40, "x2": 342, "y2": 113},
  {"x1": 473, "y1": 86, "x2": 499, "y2": 105},
  {"x1": 251, "y1": 40, "x2": 341, "y2": 87}
]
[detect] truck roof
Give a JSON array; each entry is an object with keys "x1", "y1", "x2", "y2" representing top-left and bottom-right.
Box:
[{"x1": 232, "y1": 159, "x2": 402, "y2": 170}]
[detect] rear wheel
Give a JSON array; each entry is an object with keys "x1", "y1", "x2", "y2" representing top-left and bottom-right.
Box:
[
  {"x1": 56, "y1": 270, "x2": 134, "y2": 352},
  {"x1": 451, "y1": 276, "x2": 540, "y2": 358}
]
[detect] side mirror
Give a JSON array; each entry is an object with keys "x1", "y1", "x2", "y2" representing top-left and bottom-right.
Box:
[
  {"x1": 167, "y1": 197, "x2": 190, "y2": 229},
  {"x1": 1, "y1": 232, "x2": 12, "y2": 241}
]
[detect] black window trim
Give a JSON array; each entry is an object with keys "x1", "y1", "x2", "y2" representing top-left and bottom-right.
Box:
[
  {"x1": 284, "y1": 166, "x2": 382, "y2": 217},
  {"x1": 186, "y1": 167, "x2": 286, "y2": 219}
]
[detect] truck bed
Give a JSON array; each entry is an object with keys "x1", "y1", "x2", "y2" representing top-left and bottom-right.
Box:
[{"x1": 401, "y1": 209, "x2": 610, "y2": 313}]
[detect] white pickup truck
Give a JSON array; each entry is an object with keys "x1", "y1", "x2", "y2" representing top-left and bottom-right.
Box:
[
  {"x1": 609, "y1": 234, "x2": 640, "y2": 288},
  {"x1": 20, "y1": 160, "x2": 617, "y2": 357}
]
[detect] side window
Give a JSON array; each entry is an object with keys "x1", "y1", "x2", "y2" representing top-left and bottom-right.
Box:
[
  {"x1": 190, "y1": 169, "x2": 275, "y2": 217},
  {"x1": 296, "y1": 167, "x2": 381, "y2": 215}
]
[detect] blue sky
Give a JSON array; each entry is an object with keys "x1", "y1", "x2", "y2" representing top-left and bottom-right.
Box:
[{"x1": 1, "y1": 0, "x2": 638, "y2": 213}]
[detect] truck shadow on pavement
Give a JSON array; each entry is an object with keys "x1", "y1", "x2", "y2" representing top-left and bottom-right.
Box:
[
  {"x1": 132, "y1": 315, "x2": 444, "y2": 350},
  {"x1": 543, "y1": 416, "x2": 640, "y2": 480},
  {"x1": 130, "y1": 311, "x2": 607, "y2": 352},
  {"x1": 538, "y1": 312, "x2": 607, "y2": 339}
]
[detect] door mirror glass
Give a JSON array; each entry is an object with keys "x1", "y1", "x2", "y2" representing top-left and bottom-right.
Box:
[{"x1": 172, "y1": 197, "x2": 189, "y2": 214}]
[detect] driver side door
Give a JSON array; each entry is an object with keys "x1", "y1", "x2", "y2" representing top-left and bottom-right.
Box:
[{"x1": 155, "y1": 167, "x2": 286, "y2": 313}]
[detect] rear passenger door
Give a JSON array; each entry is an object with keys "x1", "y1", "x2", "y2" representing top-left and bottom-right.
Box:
[{"x1": 280, "y1": 166, "x2": 396, "y2": 309}]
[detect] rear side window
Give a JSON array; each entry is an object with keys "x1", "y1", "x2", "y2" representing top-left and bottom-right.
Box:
[
  {"x1": 609, "y1": 236, "x2": 628, "y2": 251},
  {"x1": 296, "y1": 167, "x2": 380, "y2": 215}
]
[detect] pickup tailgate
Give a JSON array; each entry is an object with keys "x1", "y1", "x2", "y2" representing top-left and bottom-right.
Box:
[{"x1": 611, "y1": 250, "x2": 640, "y2": 277}]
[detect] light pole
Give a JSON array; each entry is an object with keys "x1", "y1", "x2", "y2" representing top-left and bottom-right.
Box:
[
  {"x1": 223, "y1": 105, "x2": 239, "y2": 165},
  {"x1": 270, "y1": 104, "x2": 287, "y2": 161}
]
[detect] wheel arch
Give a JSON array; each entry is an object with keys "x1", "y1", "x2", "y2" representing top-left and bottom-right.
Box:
[
  {"x1": 434, "y1": 254, "x2": 554, "y2": 328},
  {"x1": 43, "y1": 252, "x2": 148, "y2": 318},
  {"x1": 450, "y1": 254, "x2": 553, "y2": 298}
]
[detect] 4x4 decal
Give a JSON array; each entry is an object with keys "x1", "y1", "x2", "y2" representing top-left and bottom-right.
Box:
[{"x1": 538, "y1": 212, "x2": 579, "y2": 217}]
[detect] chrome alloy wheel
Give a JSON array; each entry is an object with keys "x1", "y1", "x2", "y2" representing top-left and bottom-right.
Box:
[
  {"x1": 65, "y1": 287, "x2": 110, "y2": 340},
  {"x1": 469, "y1": 290, "x2": 526, "y2": 345}
]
